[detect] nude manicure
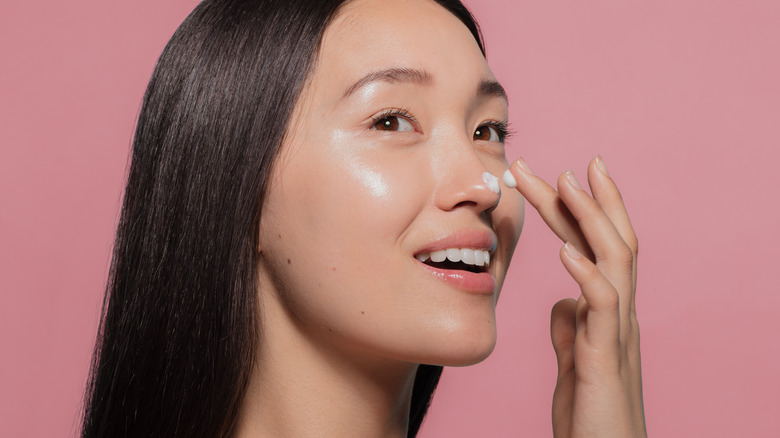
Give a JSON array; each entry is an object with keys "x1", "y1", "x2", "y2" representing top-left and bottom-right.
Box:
[
  {"x1": 564, "y1": 242, "x2": 582, "y2": 260},
  {"x1": 515, "y1": 158, "x2": 534, "y2": 175},
  {"x1": 565, "y1": 171, "x2": 583, "y2": 190},
  {"x1": 595, "y1": 155, "x2": 610, "y2": 176}
]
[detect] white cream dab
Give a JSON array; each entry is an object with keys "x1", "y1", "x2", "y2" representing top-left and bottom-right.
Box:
[
  {"x1": 482, "y1": 171, "x2": 500, "y2": 194},
  {"x1": 502, "y1": 169, "x2": 517, "y2": 188}
]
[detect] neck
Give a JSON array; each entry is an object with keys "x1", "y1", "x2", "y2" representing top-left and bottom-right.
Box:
[{"x1": 234, "y1": 292, "x2": 419, "y2": 438}]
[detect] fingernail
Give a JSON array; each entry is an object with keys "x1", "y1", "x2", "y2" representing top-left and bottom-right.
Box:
[
  {"x1": 565, "y1": 170, "x2": 583, "y2": 190},
  {"x1": 514, "y1": 158, "x2": 535, "y2": 176},
  {"x1": 595, "y1": 155, "x2": 610, "y2": 176},
  {"x1": 564, "y1": 242, "x2": 582, "y2": 260},
  {"x1": 502, "y1": 169, "x2": 517, "y2": 188}
]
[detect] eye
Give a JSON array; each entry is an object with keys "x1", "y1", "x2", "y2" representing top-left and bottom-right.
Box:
[
  {"x1": 473, "y1": 121, "x2": 510, "y2": 143},
  {"x1": 370, "y1": 108, "x2": 417, "y2": 133},
  {"x1": 372, "y1": 115, "x2": 414, "y2": 132}
]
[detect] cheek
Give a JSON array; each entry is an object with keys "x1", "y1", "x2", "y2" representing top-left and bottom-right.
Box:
[
  {"x1": 324, "y1": 145, "x2": 430, "y2": 238},
  {"x1": 346, "y1": 161, "x2": 390, "y2": 199},
  {"x1": 263, "y1": 136, "x2": 428, "y2": 282},
  {"x1": 494, "y1": 181, "x2": 525, "y2": 267}
]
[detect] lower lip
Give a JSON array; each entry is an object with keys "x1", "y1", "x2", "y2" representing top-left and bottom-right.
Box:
[{"x1": 417, "y1": 261, "x2": 496, "y2": 294}]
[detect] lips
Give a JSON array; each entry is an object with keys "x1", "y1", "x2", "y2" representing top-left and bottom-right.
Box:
[{"x1": 413, "y1": 230, "x2": 497, "y2": 293}]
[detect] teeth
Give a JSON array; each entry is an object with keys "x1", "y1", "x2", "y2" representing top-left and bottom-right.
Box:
[
  {"x1": 414, "y1": 248, "x2": 492, "y2": 267},
  {"x1": 445, "y1": 248, "x2": 461, "y2": 262},
  {"x1": 461, "y1": 249, "x2": 475, "y2": 264},
  {"x1": 474, "y1": 250, "x2": 484, "y2": 266}
]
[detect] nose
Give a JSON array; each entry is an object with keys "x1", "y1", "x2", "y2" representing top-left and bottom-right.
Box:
[{"x1": 432, "y1": 137, "x2": 501, "y2": 214}]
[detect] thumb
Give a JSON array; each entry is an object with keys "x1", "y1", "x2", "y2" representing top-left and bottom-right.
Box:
[
  {"x1": 551, "y1": 298, "x2": 577, "y2": 438},
  {"x1": 551, "y1": 297, "x2": 577, "y2": 376}
]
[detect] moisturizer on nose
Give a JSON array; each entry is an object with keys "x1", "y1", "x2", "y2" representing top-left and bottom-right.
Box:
[
  {"x1": 502, "y1": 169, "x2": 517, "y2": 188},
  {"x1": 482, "y1": 172, "x2": 500, "y2": 194}
]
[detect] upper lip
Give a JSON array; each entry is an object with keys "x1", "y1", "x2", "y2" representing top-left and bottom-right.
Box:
[{"x1": 413, "y1": 229, "x2": 498, "y2": 256}]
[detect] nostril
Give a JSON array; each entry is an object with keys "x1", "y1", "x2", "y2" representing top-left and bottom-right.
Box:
[{"x1": 452, "y1": 200, "x2": 480, "y2": 209}]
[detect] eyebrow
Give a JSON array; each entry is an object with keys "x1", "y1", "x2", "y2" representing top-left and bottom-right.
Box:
[
  {"x1": 342, "y1": 67, "x2": 434, "y2": 98},
  {"x1": 478, "y1": 79, "x2": 508, "y2": 103},
  {"x1": 341, "y1": 67, "x2": 508, "y2": 103}
]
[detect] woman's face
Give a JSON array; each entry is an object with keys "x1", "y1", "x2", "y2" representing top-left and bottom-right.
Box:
[{"x1": 258, "y1": 0, "x2": 524, "y2": 366}]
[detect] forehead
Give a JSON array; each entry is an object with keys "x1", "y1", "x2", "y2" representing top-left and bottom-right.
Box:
[{"x1": 311, "y1": 0, "x2": 493, "y2": 97}]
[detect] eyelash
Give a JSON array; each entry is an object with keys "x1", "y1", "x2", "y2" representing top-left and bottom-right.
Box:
[
  {"x1": 369, "y1": 107, "x2": 419, "y2": 129},
  {"x1": 369, "y1": 108, "x2": 512, "y2": 143},
  {"x1": 480, "y1": 120, "x2": 512, "y2": 143}
]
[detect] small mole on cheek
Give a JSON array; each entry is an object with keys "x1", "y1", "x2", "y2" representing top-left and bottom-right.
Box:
[
  {"x1": 361, "y1": 311, "x2": 365, "y2": 315},
  {"x1": 331, "y1": 267, "x2": 336, "y2": 272},
  {"x1": 277, "y1": 234, "x2": 282, "y2": 239},
  {"x1": 287, "y1": 258, "x2": 291, "y2": 264},
  {"x1": 328, "y1": 328, "x2": 333, "y2": 332}
]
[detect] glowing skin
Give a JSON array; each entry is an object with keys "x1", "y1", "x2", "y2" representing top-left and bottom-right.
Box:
[
  {"x1": 258, "y1": 0, "x2": 523, "y2": 368},
  {"x1": 350, "y1": 160, "x2": 390, "y2": 198},
  {"x1": 238, "y1": 1, "x2": 524, "y2": 436}
]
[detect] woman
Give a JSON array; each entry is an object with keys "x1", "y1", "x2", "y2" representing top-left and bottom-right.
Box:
[{"x1": 82, "y1": 0, "x2": 646, "y2": 436}]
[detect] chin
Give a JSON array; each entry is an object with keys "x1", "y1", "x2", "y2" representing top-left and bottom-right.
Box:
[{"x1": 413, "y1": 324, "x2": 498, "y2": 367}]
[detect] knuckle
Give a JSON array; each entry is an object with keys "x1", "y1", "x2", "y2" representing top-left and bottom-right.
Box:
[
  {"x1": 614, "y1": 242, "x2": 635, "y2": 266},
  {"x1": 626, "y1": 234, "x2": 639, "y2": 256},
  {"x1": 595, "y1": 286, "x2": 620, "y2": 311},
  {"x1": 595, "y1": 241, "x2": 636, "y2": 268},
  {"x1": 629, "y1": 312, "x2": 640, "y2": 328},
  {"x1": 582, "y1": 263, "x2": 603, "y2": 283},
  {"x1": 605, "y1": 290, "x2": 620, "y2": 310}
]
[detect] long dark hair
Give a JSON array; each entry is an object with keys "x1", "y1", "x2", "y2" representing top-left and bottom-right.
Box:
[{"x1": 81, "y1": 1, "x2": 484, "y2": 436}]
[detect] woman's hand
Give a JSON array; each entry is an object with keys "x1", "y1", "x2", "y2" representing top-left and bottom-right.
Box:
[{"x1": 507, "y1": 156, "x2": 646, "y2": 437}]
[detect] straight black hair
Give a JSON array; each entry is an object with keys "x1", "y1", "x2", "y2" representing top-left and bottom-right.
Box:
[{"x1": 81, "y1": 1, "x2": 484, "y2": 436}]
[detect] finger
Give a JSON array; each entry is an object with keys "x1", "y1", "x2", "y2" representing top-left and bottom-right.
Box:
[
  {"x1": 551, "y1": 298, "x2": 577, "y2": 378},
  {"x1": 508, "y1": 158, "x2": 595, "y2": 262},
  {"x1": 550, "y1": 298, "x2": 576, "y2": 438},
  {"x1": 552, "y1": 372, "x2": 574, "y2": 438},
  {"x1": 557, "y1": 170, "x2": 634, "y2": 298},
  {"x1": 587, "y1": 156, "x2": 639, "y2": 306},
  {"x1": 560, "y1": 242, "x2": 620, "y2": 352},
  {"x1": 587, "y1": 156, "x2": 638, "y2": 257}
]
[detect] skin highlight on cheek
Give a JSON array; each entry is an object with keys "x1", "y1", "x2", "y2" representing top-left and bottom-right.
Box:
[{"x1": 348, "y1": 161, "x2": 390, "y2": 199}]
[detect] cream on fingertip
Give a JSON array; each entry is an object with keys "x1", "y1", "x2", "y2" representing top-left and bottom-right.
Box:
[{"x1": 502, "y1": 169, "x2": 517, "y2": 188}]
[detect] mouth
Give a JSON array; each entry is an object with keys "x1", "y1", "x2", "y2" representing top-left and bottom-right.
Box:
[{"x1": 414, "y1": 248, "x2": 491, "y2": 274}]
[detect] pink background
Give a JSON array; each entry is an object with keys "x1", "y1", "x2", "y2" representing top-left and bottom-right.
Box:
[{"x1": 1, "y1": 0, "x2": 778, "y2": 436}]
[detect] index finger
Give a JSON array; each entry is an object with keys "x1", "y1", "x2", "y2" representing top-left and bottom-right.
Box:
[{"x1": 506, "y1": 158, "x2": 595, "y2": 262}]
